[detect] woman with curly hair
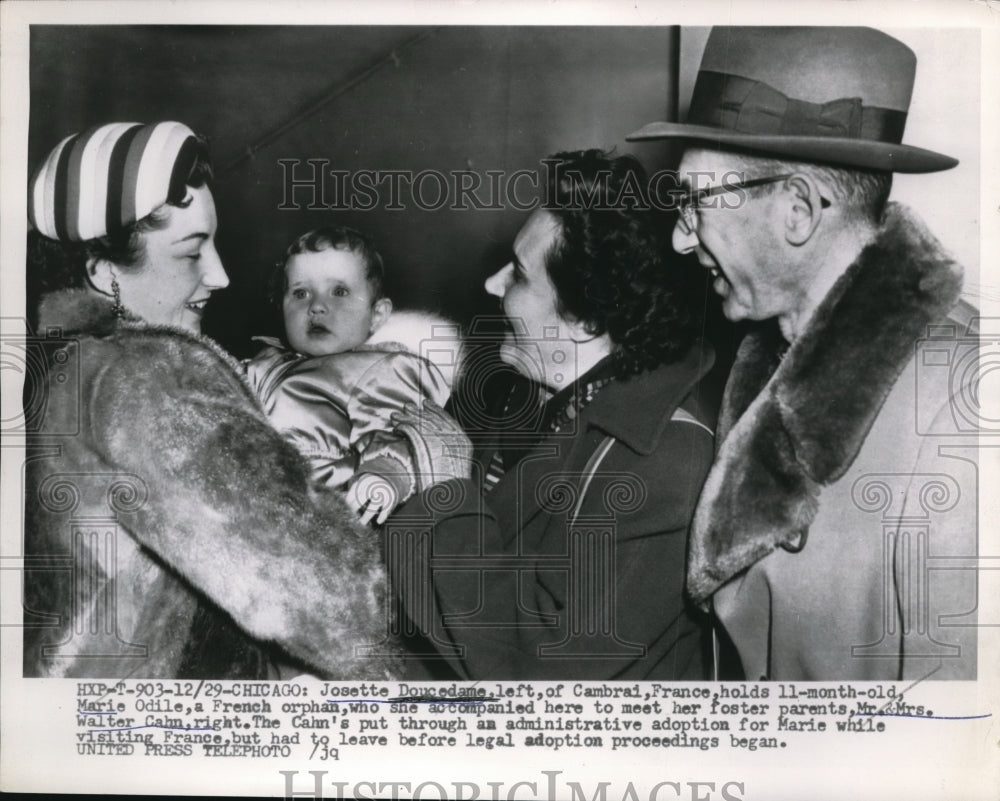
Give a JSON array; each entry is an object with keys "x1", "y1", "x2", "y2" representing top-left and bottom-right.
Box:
[{"x1": 391, "y1": 149, "x2": 715, "y2": 680}]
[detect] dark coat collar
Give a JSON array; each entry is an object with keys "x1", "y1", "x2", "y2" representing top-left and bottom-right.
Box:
[
  {"x1": 490, "y1": 338, "x2": 715, "y2": 548},
  {"x1": 586, "y1": 339, "x2": 715, "y2": 455},
  {"x1": 687, "y1": 203, "x2": 965, "y2": 603}
]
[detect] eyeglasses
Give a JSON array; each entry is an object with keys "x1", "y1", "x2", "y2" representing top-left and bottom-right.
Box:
[{"x1": 676, "y1": 173, "x2": 830, "y2": 234}]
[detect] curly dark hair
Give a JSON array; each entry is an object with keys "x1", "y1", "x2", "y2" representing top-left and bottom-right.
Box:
[
  {"x1": 266, "y1": 226, "x2": 386, "y2": 310},
  {"x1": 542, "y1": 148, "x2": 697, "y2": 377}
]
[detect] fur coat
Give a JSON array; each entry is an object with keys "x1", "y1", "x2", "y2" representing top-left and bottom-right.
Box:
[
  {"x1": 23, "y1": 289, "x2": 399, "y2": 679},
  {"x1": 688, "y1": 203, "x2": 979, "y2": 680}
]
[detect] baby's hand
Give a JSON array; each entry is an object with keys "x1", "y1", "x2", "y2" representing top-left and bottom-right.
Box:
[
  {"x1": 391, "y1": 401, "x2": 472, "y2": 488},
  {"x1": 346, "y1": 472, "x2": 399, "y2": 526}
]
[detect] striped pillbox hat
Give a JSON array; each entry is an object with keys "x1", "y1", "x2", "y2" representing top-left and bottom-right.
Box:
[{"x1": 29, "y1": 121, "x2": 201, "y2": 242}]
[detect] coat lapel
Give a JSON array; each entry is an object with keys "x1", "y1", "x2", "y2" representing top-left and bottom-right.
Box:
[
  {"x1": 499, "y1": 342, "x2": 714, "y2": 549},
  {"x1": 492, "y1": 441, "x2": 571, "y2": 549},
  {"x1": 688, "y1": 203, "x2": 964, "y2": 603}
]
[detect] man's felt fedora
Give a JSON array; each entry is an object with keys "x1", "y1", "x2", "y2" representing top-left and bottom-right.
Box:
[{"x1": 627, "y1": 26, "x2": 957, "y2": 173}]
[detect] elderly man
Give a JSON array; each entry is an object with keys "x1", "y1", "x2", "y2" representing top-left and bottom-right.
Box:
[{"x1": 629, "y1": 26, "x2": 978, "y2": 681}]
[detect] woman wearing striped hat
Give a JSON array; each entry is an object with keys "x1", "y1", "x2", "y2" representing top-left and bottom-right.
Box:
[{"x1": 24, "y1": 122, "x2": 397, "y2": 679}]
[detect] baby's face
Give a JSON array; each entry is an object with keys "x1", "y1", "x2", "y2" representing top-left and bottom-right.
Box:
[{"x1": 282, "y1": 247, "x2": 378, "y2": 357}]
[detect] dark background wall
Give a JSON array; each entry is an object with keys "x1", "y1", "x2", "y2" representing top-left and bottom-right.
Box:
[
  {"x1": 30, "y1": 24, "x2": 978, "y2": 406},
  {"x1": 30, "y1": 26, "x2": 718, "y2": 357}
]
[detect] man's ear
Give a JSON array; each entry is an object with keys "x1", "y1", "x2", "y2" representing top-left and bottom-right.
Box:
[
  {"x1": 369, "y1": 297, "x2": 393, "y2": 335},
  {"x1": 783, "y1": 174, "x2": 824, "y2": 246},
  {"x1": 86, "y1": 256, "x2": 117, "y2": 298}
]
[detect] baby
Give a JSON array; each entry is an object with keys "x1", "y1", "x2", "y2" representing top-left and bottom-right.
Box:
[{"x1": 246, "y1": 226, "x2": 460, "y2": 523}]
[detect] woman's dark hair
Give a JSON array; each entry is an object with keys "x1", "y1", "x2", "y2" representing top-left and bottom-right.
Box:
[
  {"x1": 27, "y1": 139, "x2": 214, "y2": 306},
  {"x1": 542, "y1": 148, "x2": 698, "y2": 377},
  {"x1": 266, "y1": 226, "x2": 386, "y2": 308}
]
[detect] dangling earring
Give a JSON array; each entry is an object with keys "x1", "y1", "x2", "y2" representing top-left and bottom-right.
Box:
[{"x1": 111, "y1": 276, "x2": 124, "y2": 320}]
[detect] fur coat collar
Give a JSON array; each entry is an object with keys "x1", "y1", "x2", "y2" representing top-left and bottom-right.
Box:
[
  {"x1": 38, "y1": 288, "x2": 266, "y2": 412},
  {"x1": 39, "y1": 288, "x2": 251, "y2": 376},
  {"x1": 687, "y1": 203, "x2": 964, "y2": 603}
]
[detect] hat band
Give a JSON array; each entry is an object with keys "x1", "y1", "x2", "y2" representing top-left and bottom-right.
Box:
[{"x1": 689, "y1": 70, "x2": 907, "y2": 144}]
